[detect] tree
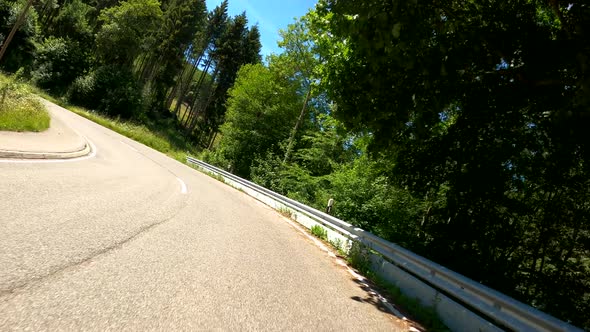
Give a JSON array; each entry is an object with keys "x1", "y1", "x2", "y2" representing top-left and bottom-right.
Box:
[
  {"x1": 32, "y1": 36, "x2": 90, "y2": 91},
  {"x1": 215, "y1": 63, "x2": 300, "y2": 177},
  {"x1": 275, "y1": 17, "x2": 322, "y2": 163},
  {"x1": 311, "y1": 0, "x2": 590, "y2": 327},
  {"x1": 180, "y1": 8, "x2": 261, "y2": 146},
  {"x1": 0, "y1": 0, "x2": 40, "y2": 71},
  {"x1": 200, "y1": 14, "x2": 261, "y2": 141},
  {"x1": 138, "y1": 0, "x2": 207, "y2": 114},
  {"x1": 95, "y1": 0, "x2": 163, "y2": 66},
  {"x1": 31, "y1": 0, "x2": 94, "y2": 91},
  {"x1": 48, "y1": 0, "x2": 94, "y2": 44},
  {"x1": 176, "y1": 0, "x2": 228, "y2": 131},
  {"x1": 176, "y1": 0, "x2": 229, "y2": 133}
]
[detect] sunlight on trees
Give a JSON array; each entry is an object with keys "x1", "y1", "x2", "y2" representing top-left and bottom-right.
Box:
[{"x1": 0, "y1": 0, "x2": 587, "y2": 327}]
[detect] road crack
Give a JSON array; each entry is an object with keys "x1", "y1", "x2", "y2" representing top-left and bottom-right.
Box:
[{"x1": 0, "y1": 197, "x2": 190, "y2": 299}]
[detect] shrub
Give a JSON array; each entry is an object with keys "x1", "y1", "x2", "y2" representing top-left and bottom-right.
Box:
[
  {"x1": 69, "y1": 65, "x2": 141, "y2": 118},
  {"x1": 310, "y1": 225, "x2": 328, "y2": 241},
  {"x1": 32, "y1": 36, "x2": 90, "y2": 92},
  {"x1": 201, "y1": 149, "x2": 231, "y2": 171}
]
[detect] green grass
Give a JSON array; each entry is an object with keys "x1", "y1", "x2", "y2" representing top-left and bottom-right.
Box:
[
  {"x1": 277, "y1": 206, "x2": 294, "y2": 219},
  {"x1": 206, "y1": 171, "x2": 226, "y2": 183},
  {"x1": 311, "y1": 224, "x2": 329, "y2": 241},
  {"x1": 169, "y1": 99, "x2": 190, "y2": 121},
  {"x1": 0, "y1": 75, "x2": 50, "y2": 132},
  {"x1": 27, "y1": 86, "x2": 199, "y2": 162},
  {"x1": 69, "y1": 106, "x2": 184, "y2": 159}
]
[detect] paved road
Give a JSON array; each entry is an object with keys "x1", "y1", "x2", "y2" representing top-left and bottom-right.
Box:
[{"x1": 0, "y1": 102, "x2": 408, "y2": 331}]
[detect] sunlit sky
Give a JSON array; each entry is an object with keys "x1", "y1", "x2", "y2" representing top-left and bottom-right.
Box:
[{"x1": 205, "y1": 0, "x2": 318, "y2": 58}]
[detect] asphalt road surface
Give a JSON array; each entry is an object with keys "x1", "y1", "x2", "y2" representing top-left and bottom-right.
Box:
[{"x1": 0, "y1": 102, "x2": 409, "y2": 331}]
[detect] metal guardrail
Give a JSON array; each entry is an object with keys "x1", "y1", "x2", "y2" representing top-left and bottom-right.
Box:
[{"x1": 186, "y1": 156, "x2": 582, "y2": 332}]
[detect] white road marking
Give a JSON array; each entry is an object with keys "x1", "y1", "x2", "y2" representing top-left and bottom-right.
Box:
[
  {"x1": 177, "y1": 177, "x2": 188, "y2": 194},
  {"x1": 0, "y1": 137, "x2": 97, "y2": 164},
  {"x1": 120, "y1": 140, "x2": 138, "y2": 152}
]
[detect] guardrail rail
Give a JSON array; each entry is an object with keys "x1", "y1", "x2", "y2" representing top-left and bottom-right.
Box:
[{"x1": 186, "y1": 156, "x2": 583, "y2": 332}]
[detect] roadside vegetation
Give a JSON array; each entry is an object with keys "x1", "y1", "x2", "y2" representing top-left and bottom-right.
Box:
[
  {"x1": 0, "y1": 71, "x2": 49, "y2": 131},
  {"x1": 0, "y1": 0, "x2": 588, "y2": 328},
  {"x1": 37, "y1": 94, "x2": 198, "y2": 162}
]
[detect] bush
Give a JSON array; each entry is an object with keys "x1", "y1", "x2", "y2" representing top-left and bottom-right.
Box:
[
  {"x1": 69, "y1": 65, "x2": 141, "y2": 118},
  {"x1": 32, "y1": 36, "x2": 90, "y2": 92},
  {"x1": 310, "y1": 225, "x2": 328, "y2": 241},
  {"x1": 250, "y1": 152, "x2": 286, "y2": 192},
  {"x1": 201, "y1": 149, "x2": 231, "y2": 171}
]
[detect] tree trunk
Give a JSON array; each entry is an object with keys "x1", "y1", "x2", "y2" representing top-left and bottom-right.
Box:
[
  {"x1": 283, "y1": 87, "x2": 312, "y2": 164},
  {"x1": 165, "y1": 63, "x2": 186, "y2": 109},
  {"x1": 173, "y1": 52, "x2": 203, "y2": 116},
  {"x1": 208, "y1": 131, "x2": 218, "y2": 149},
  {"x1": 0, "y1": 0, "x2": 34, "y2": 63},
  {"x1": 187, "y1": 66, "x2": 218, "y2": 136},
  {"x1": 182, "y1": 56, "x2": 213, "y2": 126},
  {"x1": 167, "y1": 57, "x2": 192, "y2": 109}
]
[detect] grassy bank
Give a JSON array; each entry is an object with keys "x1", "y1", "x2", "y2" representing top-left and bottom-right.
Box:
[
  {"x1": 28, "y1": 86, "x2": 199, "y2": 162},
  {"x1": 0, "y1": 72, "x2": 199, "y2": 161},
  {"x1": 0, "y1": 74, "x2": 50, "y2": 132},
  {"x1": 66, "y1": 104, "x2": 194, "y2": 162}
]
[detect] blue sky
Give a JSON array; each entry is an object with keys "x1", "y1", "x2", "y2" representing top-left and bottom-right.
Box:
[{"x1": 206, "y1": 0, "x2": 318, "y2": 57}]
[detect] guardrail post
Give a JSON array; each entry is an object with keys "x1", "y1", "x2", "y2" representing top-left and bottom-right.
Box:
[{"x1": 326, "y1": 198, "x2": 334, "y2": 214}]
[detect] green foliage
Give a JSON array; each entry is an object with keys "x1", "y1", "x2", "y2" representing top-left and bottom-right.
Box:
[
  {"x1": 293, "y1": 114, "x2": 355, "y2": 176},
  {"x1": 0, "y1": 72, "x2": 49, "y2": 132},
  {"x1": 250, "y1": 151, "x2": 286, "y2": 191},
  {"x1": 277, "y1": 206, "x2": 294, "y2": 219},
  {"x1": 275, "y1": 16, "x2": 320, "y2": 89},
  {"x1": 215, "y1": 63, "x2": 300, "y2": 177},
  {"x1": 32, "y1": 36, "x2": 90, "y2": 92},
  {"x1": 0, "y1": 0, "x2": 40, "y2": 72},
  {"x1": 95, "y1": 0, "x2": 163, "y2": 65},
  {"x1": 140, "y1": 0, "x2": 207, "y2": 113},
  {"x1": 69, "y1": 65, "x2": 141, "y2": 118},
  {"x1": 49, "y1": 0, "x2": 94, "y2": 44},
  {"x1": 310, "y1": 0, "x2": 590, "y2": 327},
  {"x1": 310, "y1": 225, "x2": 328, "y2": 241},
  {"x1": 347, "y1": 242, "x2": 371, "y2": 275},
  {"x1": 200, "y1": 147, "x2": 230, "y2": 170},
  {"x1": 323, "y1": 157, "x2": 424, "y2": 247},
  {"x1": 198, "y1": 11, "x2": 262, "y2": 138}
]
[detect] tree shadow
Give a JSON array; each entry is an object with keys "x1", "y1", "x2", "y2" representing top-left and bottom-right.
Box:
[{"x1": 349, "y1": 277, "x2": 427, "y2": 332}]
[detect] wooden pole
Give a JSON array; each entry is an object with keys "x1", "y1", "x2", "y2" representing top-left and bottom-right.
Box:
[{"x1": 0, "y1": 0, "x2": 35, "y2": 63}]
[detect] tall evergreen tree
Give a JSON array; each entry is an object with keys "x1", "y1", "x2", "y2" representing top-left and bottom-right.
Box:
[
  {"x1": 177, "y1": 0, "x2": 228, "y2": 127},
  {"x1": 138, "y1": 0, "x2": 207, "y2": 115}
]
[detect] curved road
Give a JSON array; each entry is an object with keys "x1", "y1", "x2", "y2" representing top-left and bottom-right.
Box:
[{"x1": 0, "y1": 101, "x2": 408, "y2": 331}]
